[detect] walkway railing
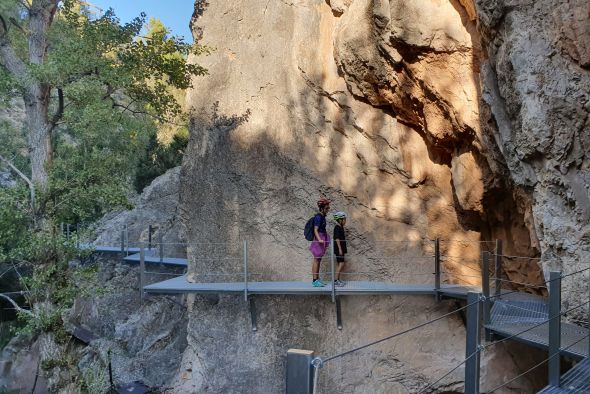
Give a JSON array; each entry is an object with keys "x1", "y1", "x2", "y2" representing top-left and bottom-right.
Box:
[{"x1": 287, "y1": 261, "x2": 590, "y2": 393}]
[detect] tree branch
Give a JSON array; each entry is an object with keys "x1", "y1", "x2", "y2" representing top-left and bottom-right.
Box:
[
  {"x1": 0, "y1": 14, "x2": 28, "y2": 78},
  {"x1": 112, "y1": 103, "x2": 186, "y2": 126},
  {"x1": 0, "y1": 292, "x2": 32, "y2": 316},
  {"x1": 18, "y1": 0, "x2": 31, "y2": 11},
  {"x1": 0, "y1": 153, "x2": 36, "y2": 214},
  {"x1": 50, "y1": 87, "x2": 64, "y2": 127}
]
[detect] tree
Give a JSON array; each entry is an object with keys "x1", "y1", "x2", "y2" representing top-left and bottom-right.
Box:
[
  {"x1": 0, "y1": 0, "x2": 59, "y2": 190},
  {"x1": 0, "y1": 0, "x2": 207, "y2": 193}
]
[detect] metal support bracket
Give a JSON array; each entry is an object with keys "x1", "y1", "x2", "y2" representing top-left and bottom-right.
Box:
[
  {"x1": 336, "y1": 296, "x2": 342, "y2": 330},
  {"x1": 248, "y1": 296, "x2": 257, "y2": 332}
]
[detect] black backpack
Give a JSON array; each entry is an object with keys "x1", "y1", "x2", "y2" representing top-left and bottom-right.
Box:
[{"x1": 304, "y1": 217, "x2": 315, "y2": 241}]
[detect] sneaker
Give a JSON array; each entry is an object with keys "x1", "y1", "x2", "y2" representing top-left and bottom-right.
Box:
[
  {"x1": 312, "y1": 279, "x2": 325, "y2": 287},
  {"x1": 334, "y1": 279, "x2": 345, "y2": 287}
]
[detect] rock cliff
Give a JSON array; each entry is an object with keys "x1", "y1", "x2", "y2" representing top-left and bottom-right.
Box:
[
  {"x1": 174, "y1": 0, "x2": 588, "y2": 391},
  {"x1": 475, "y1": 0, "x2": 590, "y2": 319}
]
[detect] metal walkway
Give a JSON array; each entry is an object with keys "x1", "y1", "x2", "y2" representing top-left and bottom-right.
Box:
[
  {"x1": 539, "y1": 357, "x2": 590, "y2": 393},
  {"x1": 76, "y1": 234, "x2": 590, "y2": 392},
  {"x1": 143, "y1": 276, "x2": 477, "y2": 297},
  {"x1": 123, "y1": 252, "x2": 188, "y2": 267},
  {"x1": 78, "y1": 242, "x2": 140, "y2": 254},
  {"x1": 486, "y1": 294, "x2": 589, "y2": 360}
]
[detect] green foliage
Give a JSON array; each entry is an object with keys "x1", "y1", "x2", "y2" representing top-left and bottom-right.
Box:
[
  {"x1": 0, "y1": 2, "x2": 203, "y2": 378},
  {"x1": 79, "y1": 360, "x2": 110, "y2": 394},
  {"x1": 134, "y1": 128, "x2": 188, "y2": 192},
  {"x1": 0, "y1": 186, "x2": 30, "y2": 259},
  {"x1": 38, "y1": 3, "x2": 209, "y2": 120}
]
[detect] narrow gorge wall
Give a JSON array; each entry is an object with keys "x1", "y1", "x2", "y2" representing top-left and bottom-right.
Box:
[
  {"x1": 475, "y1": 0, "x2": 590, "y2": 316},
  {"x1": 174, "y1": 0, "x2": 586, "y2": 392}
]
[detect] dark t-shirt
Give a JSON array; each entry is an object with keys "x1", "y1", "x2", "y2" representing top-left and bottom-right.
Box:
[
  {"x1": 333, "y1": 224, "x2": 347, "y2": 255},
  {"x1": 313, "y1": 213, "x2": 327, "y2": 234}
]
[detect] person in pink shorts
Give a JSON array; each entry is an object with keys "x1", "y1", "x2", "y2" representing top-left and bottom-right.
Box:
[{"x1": 310, "y1": 198, "x2": 331, "y2": 287}]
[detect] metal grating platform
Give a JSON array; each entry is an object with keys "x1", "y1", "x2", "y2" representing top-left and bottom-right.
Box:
[
  {"x1": 143, "y1": 275, "x2": 477, "y2": 298},
  {"x1": 78, "y1": 243, "x2": 141, "y2": 254},
  {"x1": 486, "y1": 295, "x2": 589, "y2": 360},
  {"x1": 538, "y1": 357, "x2": 590, "y2": 393},
  {"x1": 123, "y1": 252, "x2": 188, "y2": 267}
]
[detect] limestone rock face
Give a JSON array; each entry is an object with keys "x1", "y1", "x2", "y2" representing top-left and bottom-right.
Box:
[
  {"x1": 475, "y1": 0, "x2": 590, "y2": 316},
  {"x1": 178, "y1": 0, "x2": 546, "y2": 392},
  {"x1": 93, "y1": 166, "x2": 184, "y2": 253}
]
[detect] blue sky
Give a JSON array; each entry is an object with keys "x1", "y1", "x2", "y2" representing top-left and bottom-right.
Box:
[{"x1": 89, "y1": 1, "x2": 194, "y2": 41}]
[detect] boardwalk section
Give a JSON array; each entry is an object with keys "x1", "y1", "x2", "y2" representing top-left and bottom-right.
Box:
[
  {"x1": 539, "y1": 357, "x2": 590, "y2": 393},
  {"x1": 78, "y1": 243, "x2": 140, "y2": 254},
  {"x1": 486, "y1": 294, "x2": 589, "y2": 360},
  {"x1": 123, "y1": 252, "x2": 188, "y2": 267},
  {"x1": 143, "y1": 275, "x2": 477, "y2": 298}
]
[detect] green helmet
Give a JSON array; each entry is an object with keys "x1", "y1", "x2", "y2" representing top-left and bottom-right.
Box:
[{"x1": 333, "y1": 211, "x2": 347, "y2": 220}]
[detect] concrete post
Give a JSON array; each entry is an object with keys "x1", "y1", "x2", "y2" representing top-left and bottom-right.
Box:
[
  {"x1": 286, "y1": 349, "x2": 315, "y2": 394},
  {"x1": 548, "y1": 271, "x2": 562, "y2": 387}
]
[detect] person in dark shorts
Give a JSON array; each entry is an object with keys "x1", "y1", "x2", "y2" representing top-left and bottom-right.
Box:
[
  {"x1": 333, "y1": 211, "x2": 347, "y2": 287},
  {"x1": 310, "y1": 198, "x2": 331, "y2": 287}
]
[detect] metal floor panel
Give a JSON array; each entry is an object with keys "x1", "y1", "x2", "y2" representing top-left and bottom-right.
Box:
[
  {"x1": 487, "y1": 296, "x2": 589, "y2": 360},
  {"x1": 143, "y1": 276, "x2": 476, "y2": 297},
  {"x1": 538, "y1": 357, "x2": 590, "y2": 393},
  {"x1": 124, "y1": 252, "x2": 188, "y2": 267},
  {"x1": 78, "y1": 243, "x2": 141, "y2": 254}
]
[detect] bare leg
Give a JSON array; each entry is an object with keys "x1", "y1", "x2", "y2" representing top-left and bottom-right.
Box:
[
  {"x1": 312, "y1": 258, "x2": 321, "y2": 280},
  {"x1": 336, "y1": 262, "x2": 345, "y2": 281}
]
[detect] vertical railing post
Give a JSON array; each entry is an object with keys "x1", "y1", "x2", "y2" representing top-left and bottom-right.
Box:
[
  {"x1": 139, "y1": 246, "x2": 146, "y2": 305},
  {"x1": 330, "y1": 239, "x2": 335, "y2": 303},
  {"x1": 482, "y1": 251, "x2": 491, "y2": 341},
  {"x1": 76, "y1": 223, "x2": 80, "y2": 249},
  {"x1": 66, "y1": 223, "x2": 71, "y2": 239},
  {"x1": 124, "y1": 224, "x2": 129, "y2": 255},
  {"x1": 60, "y1": 222, "x2": 64, "y2": 236},
  {"x1": 465, "y1": 292, "x2": 481, "y2": 394},
  {"x1": 148, "y1": 225, "x2": 153, "y2": 250},
  {"x1": 494, "y1": 240, "x2": 503, "y2": 299},
  {"x1": 434, "y1": 238, "x2": 441, "y2": 301},
  {"x1": 286, "y1": 349, "x2": 315, "y2": 394},
  {"x1": 120, "y1": 229, "x2": 125, "y2": 259},
  {"x1": 548, "y1": 271, "x2": 562, "y2": 387},
  {"x1": 159, "y1": 232, "x2": 164, "y2": 263},
  {"x1": 243, "y1": 239, "x2": 249, "y2": 302}
]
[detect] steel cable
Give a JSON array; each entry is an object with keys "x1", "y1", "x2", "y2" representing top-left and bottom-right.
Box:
[{"x1": 485, "y1": 333, "x2": 590, "y2": 393}]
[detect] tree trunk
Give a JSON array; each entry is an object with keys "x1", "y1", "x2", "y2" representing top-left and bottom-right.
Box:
[
  {"x1": 24, "y1": 85, "x2": 52, "y2": 188},
  {"x1": 26, "y1": 0, "x2": 58, "y2": 188},
  {"x1": 0, "y1": 0, "x2": 58, "y2": 189}
]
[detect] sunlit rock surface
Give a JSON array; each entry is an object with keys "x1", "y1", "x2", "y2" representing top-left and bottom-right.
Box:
[{"x1": 175, "y1": 0, "x2": 553, "y2": 392}]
